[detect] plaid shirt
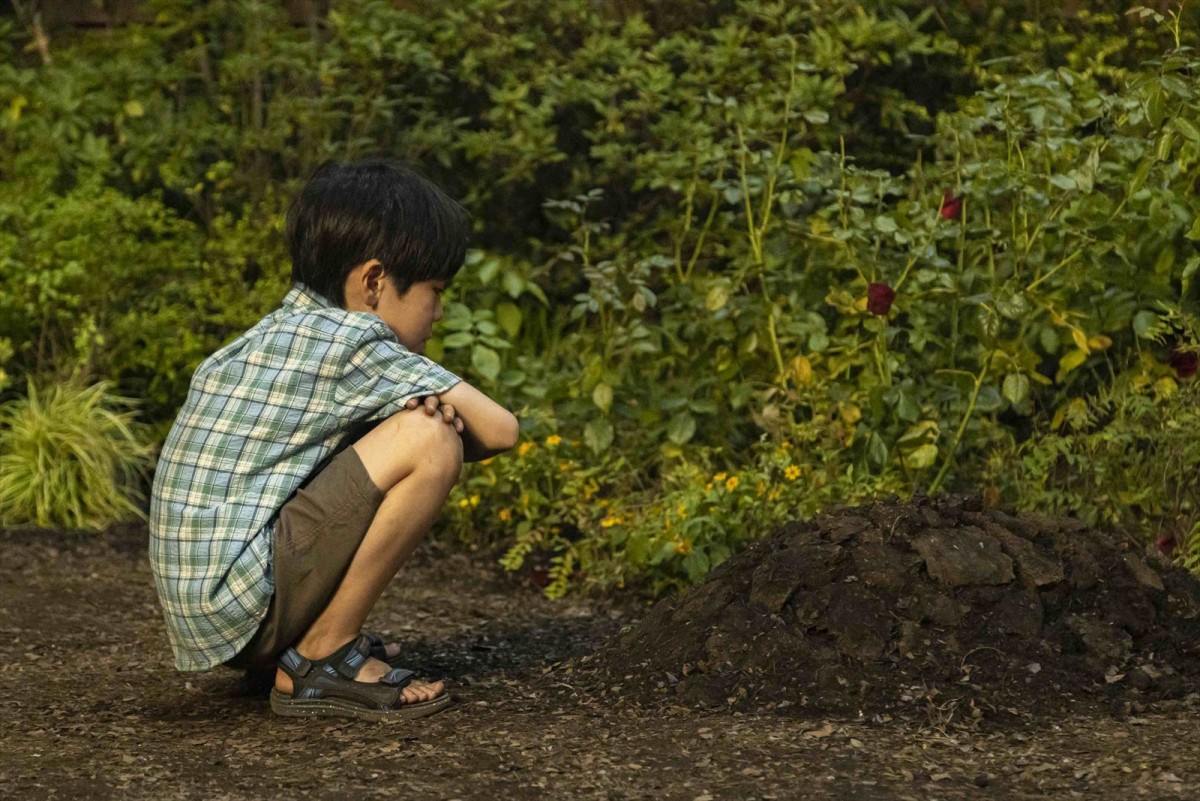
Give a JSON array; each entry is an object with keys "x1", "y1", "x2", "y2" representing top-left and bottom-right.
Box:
[{"x1": 149, "y1": 284, "x2": 459, "y2": 670}]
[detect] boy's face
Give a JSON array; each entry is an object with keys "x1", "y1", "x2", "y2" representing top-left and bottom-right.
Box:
[{"x1": 374, "y1": 276, "x2": 446, "y2": 355}]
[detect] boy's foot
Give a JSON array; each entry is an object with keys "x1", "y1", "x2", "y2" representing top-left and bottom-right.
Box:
[
  {"x1": 274, "y1": 648, "x2": 444, "y2": 706},
  {"x1": 271, "y1": 635, "x2": 451, "y2": 721}
]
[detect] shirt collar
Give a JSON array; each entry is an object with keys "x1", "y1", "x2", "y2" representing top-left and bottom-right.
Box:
[{"x1": 283, "y1": 283, "x2": 338, "y2": 312}]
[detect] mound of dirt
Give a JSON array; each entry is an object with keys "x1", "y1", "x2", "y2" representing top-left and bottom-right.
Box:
[{"x1": 581, "y1": 495, "x2": 1200, "y2": 720}]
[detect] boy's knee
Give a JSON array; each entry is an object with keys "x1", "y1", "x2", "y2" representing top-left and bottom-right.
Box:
[
  {"x1": 410, "y1": 411, "x2": 464, "y2": 479},
  {"x1": 358, "y1": 408, "x2": 462, "y2": 491}
]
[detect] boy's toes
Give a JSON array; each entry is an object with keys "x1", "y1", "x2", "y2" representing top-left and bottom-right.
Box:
[{"x1": 402, "y1": 679, "x2": 445, "y2": 705}]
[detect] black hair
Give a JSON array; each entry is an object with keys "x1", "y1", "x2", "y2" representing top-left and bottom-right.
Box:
[{"x1": 285, "y1": 159, "x2": 470, "y2": 306}]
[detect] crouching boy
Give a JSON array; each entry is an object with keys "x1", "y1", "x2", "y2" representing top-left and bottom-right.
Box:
[{"x1": 149, "y1": 160, "x2": 519, "y2": 721}]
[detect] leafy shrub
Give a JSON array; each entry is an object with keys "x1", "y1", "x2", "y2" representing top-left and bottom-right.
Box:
[
  {"x1": 0, "y1": 380, "x2": 154, "y2": 530},
  {"x1": 3, "y1": 2, "x2": 1199, "y2": 590}
]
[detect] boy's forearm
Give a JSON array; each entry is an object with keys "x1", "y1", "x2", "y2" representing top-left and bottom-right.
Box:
[
  {"x1": 459, "y1": 423, "x2": 510, "y2": 462},
  {"x1": 438, "y1": 380, "x2": 520, "y2": 460}
]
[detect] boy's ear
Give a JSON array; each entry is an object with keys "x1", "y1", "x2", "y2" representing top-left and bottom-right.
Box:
[{"x1": 347, "y1": 259, "x2": 385, "y2": 310}]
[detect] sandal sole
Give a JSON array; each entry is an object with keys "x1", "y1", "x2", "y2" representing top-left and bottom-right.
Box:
[{"x1": 269, "y1": 689, "x2": 452, "y2": 721}]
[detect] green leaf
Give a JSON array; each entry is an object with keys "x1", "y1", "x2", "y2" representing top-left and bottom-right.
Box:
[
  {"x1": 1039, "y1": 325, "x2": 1061, "y2": 355},
  {"x1": 1174, "y1": 117, "x2": 1200, "y2": 144},
  {"x1": 996, "y1": 291, "x2": 1030, "y2": 320},
  {"x1": 667, "y1": 411, "x2": 696, "y2": 445},
  {"x1": 495, "y1": 302, "x2": 523, "y2": 337},
  {"x1": 470, "y1": 345, "x2": 501, "y2": 381},
  {"x1": 1002, "y1": 373, "x2": 1031, "y2": 406},
  {"x1": 1057, "y1": 348, "x2": 1088, "y2": 381},
  {"x1": 705, "y1": 284, "x2": 729, "y2": 311},
  {"x1": 502, "y1": 271, "x2": 524, "y2": 298},
  {"x1": 904, "y1": 443, "x2": 938, "y2": 469},
  {"x1": 873, "y1": 215, "x2": 898, "y2": 233},
  {"x1": 1185, "y1": 216, "x2": 1200, "y2": 242},
  {"x1": 682, "y1": 549, "x2": 711, "y2": 582},
  {"x1": 896, "y1": 388, "x2": 920, "y2": 422},
  {"x1": 442, "y1": 331, "x2": 473, "y2": 349},
  {"x1": 1049, "y1": 174, "x2": 1077, "y2": 191},
  {"x1": 592, "y1": 382, "x2": 613, "y2": 413},
  {"x1": 1156, "y1": 131, "x2": 1175, "y2": 161},
  {"x1": 1132, "y1": 310, "x2": 1157, "y2": 338},
  {"x1": 867, "y1": 432, "x2": 888, "y2": 468},
  {"x1": 584, "y1": 417, "x2": 614, "y2": 454}
]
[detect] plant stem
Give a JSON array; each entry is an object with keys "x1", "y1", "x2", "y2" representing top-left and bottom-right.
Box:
[{"x1": 930, "y1": 349, "x2": 996, "y2": 494}]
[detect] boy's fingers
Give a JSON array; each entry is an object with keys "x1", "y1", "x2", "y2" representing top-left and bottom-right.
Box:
[
  {"x1": 441, "y1": 404, "x2": 456, "y2": 422},
  {"x1": 405, "y1": 398, "x2": 419, "y2": 410},
  {"x1": 423, "y1": 396, "x2": 439, "y2": 415},
  {"x1": 454, "y1": 419, "x2": 464, "y2": 433}
]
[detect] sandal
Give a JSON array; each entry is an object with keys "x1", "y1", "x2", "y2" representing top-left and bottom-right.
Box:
[
  {"x1": 270, "y1": 634, "x2": 451, "y2": 721},
  {"x1": 363, "y1": 631, "x2": 404, "y2": 665}
]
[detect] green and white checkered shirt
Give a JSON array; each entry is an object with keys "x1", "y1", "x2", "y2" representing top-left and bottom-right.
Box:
[{"x1": 149, "y1": 284, "x2": 459, "y2": 670}]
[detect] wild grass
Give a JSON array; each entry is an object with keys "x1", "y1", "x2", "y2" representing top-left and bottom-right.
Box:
[{"x1": 0, "y1": 380, "x2": 154, "y2": 531}]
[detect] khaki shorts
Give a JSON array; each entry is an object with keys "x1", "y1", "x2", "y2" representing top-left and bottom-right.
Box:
[{"x1": 225, "y1": 445, "x2": 386, "y2": 670}]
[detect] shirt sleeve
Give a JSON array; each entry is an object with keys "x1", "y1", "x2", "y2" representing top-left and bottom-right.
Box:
[{"x1": 334, "y1": 331, "x2": 461, "y2": 422}]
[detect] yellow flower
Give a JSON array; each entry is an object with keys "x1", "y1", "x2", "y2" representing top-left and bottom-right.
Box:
[
  {"x1": 785, "y1": 465, "x2": 801, "y2": 481},
  {"x1": 704, "y1": 482, "x2": 714, "y2": 492},
  {"x1": 673, "y1": 538, "x2": 693, "y2": 556},
  {"x1": 756, "y1": 481, "x2": 765, "y2": 497},
  {"x1": 725, "y1": 475, "x2": 740, "y2": 491},
  {"x1": 713, "y1": 472, "x2": 727, "y2": 482},
  {"x1": 558, "y1": 461, "x2": 571, "y2": 472},
  {"x1": 664, "y1": 518, "x2": 672, "y2": 531},
  {"x1": 498, "y1": 508, "x2": 512, "y2": 521},
  {"x1": 600, "y1": 516, "x2": 624, "y2": 528},
  {"x1": 518, "y1": 441, "x2": 536, "y2": 457},
  {"x1": 469, "y1": 494, "x2": 480, "y2": 508},
  {"x1": 767, "y1": 488, "x2": 782, "y2": 501},
  {"x1": 676, "y1": 504, "x2": 688, "y2": 518},
  {"x1": 545, "y1": 435, "x2": 563, "y2": 446},
  {"x1": 779, "y1": 441, "x2": 793, "y2": 452},
  {"x1": 458, "y1": 498, "x2": 470, "y2": 508}
]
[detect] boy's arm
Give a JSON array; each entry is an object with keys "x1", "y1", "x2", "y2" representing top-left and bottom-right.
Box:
[{"x1": 437, "y1": 380, "x2": 520, "y2": 462}]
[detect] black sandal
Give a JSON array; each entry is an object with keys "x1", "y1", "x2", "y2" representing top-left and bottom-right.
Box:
[{"x1": 269, "y1": 634, "x2": 451, "y2": 721}]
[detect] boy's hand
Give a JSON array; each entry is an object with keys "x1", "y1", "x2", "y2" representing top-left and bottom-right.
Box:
[{"x1": 405, "y1": 395, "x2": 464, "y2": 433}]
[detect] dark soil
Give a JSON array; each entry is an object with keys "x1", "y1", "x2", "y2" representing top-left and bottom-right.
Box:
[
  {"x1": 583, "y1": 494, "x2": 1200, "y2": 721},
  {"x1": 4, "y1": 499, "x2": 1200, "y2": 800}
]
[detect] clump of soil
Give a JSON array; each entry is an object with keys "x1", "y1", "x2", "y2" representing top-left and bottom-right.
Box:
[{"x1": 582, "y1": 495, "x2": 1200, "y2": 720}]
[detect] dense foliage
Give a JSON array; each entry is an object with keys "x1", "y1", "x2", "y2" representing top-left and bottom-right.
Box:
[{"x1": 1, "y1": 1, "x2": 1197, "y2": 593}]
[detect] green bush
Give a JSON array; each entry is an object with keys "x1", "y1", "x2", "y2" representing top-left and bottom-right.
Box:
[
  {"x1": 2, "y1": 1, "x2": 1199, "y2": 589},
  {"x1": 0, "y1": 380, "x2": 154, "y2": 531}
]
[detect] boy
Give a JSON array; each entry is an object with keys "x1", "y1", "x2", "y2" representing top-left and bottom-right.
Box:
[{"x1": 150, "y1": 159, "x2": 519, "y2": 721}]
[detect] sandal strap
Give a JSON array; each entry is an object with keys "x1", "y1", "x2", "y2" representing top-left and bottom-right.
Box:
[
  {"x1": 379, "y1": 668, "x2": 415, "y2": 688},
  {"x1": 278, "y1": 647, "x2": 312, "y2": 680},
  {"x1": 333, "y1": 635, "x2": 373, "y2": 680}
]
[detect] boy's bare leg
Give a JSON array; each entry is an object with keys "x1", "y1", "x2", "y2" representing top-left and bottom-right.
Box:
[{"x1": 275, "y1": 409, "x2": 463, "y2": 704}]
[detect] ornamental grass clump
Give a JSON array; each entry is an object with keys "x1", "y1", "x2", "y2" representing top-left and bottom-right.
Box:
[{"x1": 0, "y1": 380, "x2": 154, "y2": 531}]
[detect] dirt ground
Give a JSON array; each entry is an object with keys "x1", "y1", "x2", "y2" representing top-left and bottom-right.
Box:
[{"x1": 4, "y1": 522, "x2": 1200, "y2": 800}]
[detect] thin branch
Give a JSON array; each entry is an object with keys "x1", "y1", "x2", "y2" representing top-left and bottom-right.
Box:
[{"x1": 11, "y1": 0, "x2": 53, "y2": 65}]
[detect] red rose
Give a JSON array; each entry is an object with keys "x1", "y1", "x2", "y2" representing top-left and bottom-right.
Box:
[
  {"x1": 1170, "y1": 347, "x2": 1198, "y2": 379},
  {"x1": 1156, "y1": 533, "x2": 1176, "y2": 556},
  {"x1": 940, "y1": 191, "x2": 963, "y2": 220},
  {"x1": 867, "y1": 283, "x2": 895, "y2": 316}
]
